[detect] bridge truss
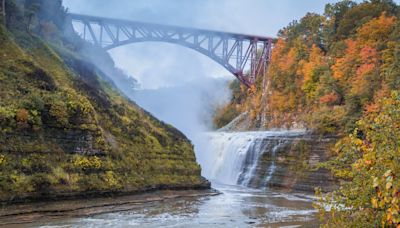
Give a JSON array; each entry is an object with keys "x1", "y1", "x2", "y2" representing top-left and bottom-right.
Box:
[{"x1": 68, "y1": 13, "x2": 273, "y2": 87}]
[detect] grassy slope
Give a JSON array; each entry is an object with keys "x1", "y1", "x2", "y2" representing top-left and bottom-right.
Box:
[{"x1": 0, "y1": 26, "x2": 208, "y2": 202}]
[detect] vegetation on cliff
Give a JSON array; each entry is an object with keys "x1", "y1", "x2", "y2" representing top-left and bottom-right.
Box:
[
  {"x1": 0, "y1": 0, "x2": 207, "y2": 202},
  {"x1": 316, "y1": 91, "x2": 400, "y2": 227},
  {"x1": 214, "y1": 0, "x2": 400, "y2": 226},
  {"x1": 215, "y1": 0, "x2": 400, "y2": 135}
]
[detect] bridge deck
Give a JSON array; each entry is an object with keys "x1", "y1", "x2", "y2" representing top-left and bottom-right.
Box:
[
  {"x1": 68, "y1": 13, "x2": 274, "y2": 87},
  {"x1": 68, "y1": 13, "x2": 273, "y2": 42}
]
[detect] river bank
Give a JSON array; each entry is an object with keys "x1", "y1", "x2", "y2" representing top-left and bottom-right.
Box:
[
  {"x1": 0, "y1": 188, "x2": 219, "y2": 227},
  {"x1": 1, "y1": 183, "x2": 319, "y2": 227},
  {"x1": 0, "y1": 178, "x2": 211, "y2": 205}
]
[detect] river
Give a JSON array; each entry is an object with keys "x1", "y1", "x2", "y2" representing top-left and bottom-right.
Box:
[
  {"x1": 22, "y1": 183, "x2": 317, "y2": 228},
  {"x1": 2, "y1": 131, "x2": 321, "y2": 227}
]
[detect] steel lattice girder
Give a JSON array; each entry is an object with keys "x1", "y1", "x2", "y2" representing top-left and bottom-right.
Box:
[{"x1": 68, "y1": 13, "x2": 273, "y2": 87}]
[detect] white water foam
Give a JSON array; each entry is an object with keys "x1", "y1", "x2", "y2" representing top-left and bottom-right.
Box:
[{"x1": 197, "y1": 130, "x2": 307, "y2": 187}]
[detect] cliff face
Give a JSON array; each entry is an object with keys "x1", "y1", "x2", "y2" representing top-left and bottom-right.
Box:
[
  {"x1": 0, "y1": 9, "x2": 208, "y2": 201},
  {"x1": 241, "y1": 136, "x2": 338, "y2": 192}
]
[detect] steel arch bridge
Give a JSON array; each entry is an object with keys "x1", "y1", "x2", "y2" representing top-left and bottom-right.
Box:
[{"x1": 67, "y1": 13, "x2": 273, "y2": 87}]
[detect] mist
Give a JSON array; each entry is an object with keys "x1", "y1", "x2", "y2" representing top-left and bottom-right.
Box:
[{"x1": 62, "y1": 0, "x2": 347, "y2": 169}]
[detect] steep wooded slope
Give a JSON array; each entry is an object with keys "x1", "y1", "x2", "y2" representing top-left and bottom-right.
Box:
[{"x1": 0, "y1": 0, "x2": 208, "y2": 202}]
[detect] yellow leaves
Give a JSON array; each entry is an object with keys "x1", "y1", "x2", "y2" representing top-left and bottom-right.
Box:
[
  {"x1": 371, "y1": 197, "x2": 379, "y2": 208},
  {"x1": 373, "y1": 177, "x2": 379, "y2": 188},
  {"x1": 326, "y1": 91, "x2": 400, "y2": 226},
  {"x1": 103, "y1": 171, "x2": 121, "y2": 189},
  {"x1": 386, "y1": 182, "x2": 393, "y2": 190},
  {"x1": 353, "y1": 138, "x2": 363, "y2": 147},
  {"x1": 73, "y1": 155, "x2": 102, "y2": 171},
  {"x1": 64, "y1": 88, "x2": 94, "y2": 117},
  {"x1": 386, "y1": 171, "x2": 394, "y2": 190},
  {"x1": 0, "y1": 154, "x2": 5, "y2": 166},
  {"x1": 384, "y1": 170, "x2": 392, "y2": 177},
  {"x1": 50, "y1": 99, "x2": 69, "y2": 126},
  {"x1": 370, "y1": 169, "x2": 399, "y2": 226}
]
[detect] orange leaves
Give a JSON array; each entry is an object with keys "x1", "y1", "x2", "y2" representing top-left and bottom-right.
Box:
[
  {"x1": 285, "y1": 48, "x2": 297, "y2": 71},
  {"x1": 356, "y1": 63, "x2": 375, "y2": 77},
  {"x1": 352, "y1": 46, "x2": 379, "y2": 95},
  {"x1": 319, "y1": 93, "x2": 339, "y2": 105},
  {"x1": 332, "y1": 39, "x2": 358, "y2": 80},
  {"x1": 332, "y1": 35, "x2": 380, "y2": 98},
  {"x1": 332, "y1": 40, "x2": 378, "y2": 82},
  {"x1": 299, "y1": 44, "x2": 326, "y2": 83},
  {"x1": 271, "y1": 39, "x2": 288, "y2": 71},
  {"x1": 365, "y1": 103, "x2": 380, "y2": 114},
  {"x1": 359, "y1": 46, "x2": 378, "y2": 63},
  {"x1": 271, "y1": 38, "x2": 296, "y2": 72},
  {"x1": 357, "y1": 46, "x2": 378, "y2": 77},
  {"x1": 16, "y1": 108, "x2": 29, "y2": 123},
  {"x1": 357, "y1": 13, "x2": 396, "y2": 47},
  {"x1": 345, "y1": 39, "x2": 358, "y2": 56}
]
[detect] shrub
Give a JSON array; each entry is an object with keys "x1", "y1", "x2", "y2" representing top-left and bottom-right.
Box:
[
  {"x1": 102, "y1": 171, "x2": 121, "y2": 189},
  {"x1": 30, "y1": 173, "x2": 52, "y2": 192},
  {"x1": 72, "y1": 155, "x2": 102, "y2": 172},
  {"x1": 0, "y1": 154, "x2": 6, "y2": 166},
  {"x1": 16, "y1": 108, "x2": 29, "y2": 123},
  {"x1": 20, "y1": 154, "x2": 52, "y2": 173},
  {"x1": 0, "y1": 106, "x2": 16, "y2": 132},
  {"x1": 316, "y1": 91, "x2": 400, "y2": 227},
  {"x1": 49, "y1": 99, "x2": 69, "y2": 126}
]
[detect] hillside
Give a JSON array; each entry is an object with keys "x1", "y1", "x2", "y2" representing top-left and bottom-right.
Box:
[
  {"x1": 214, "y1": 0, "x2": 400, "y2": 136},
  {"x1": 214, "y1": 0, "x2": 400, "y2": 226},
  {"x1": 0, "y1": 0, "x2": 208, "y2": 202}
]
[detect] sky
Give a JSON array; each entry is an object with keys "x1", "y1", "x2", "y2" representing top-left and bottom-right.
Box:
[
  {"x1": 63, "y1": 0, "x2": 349, "y2": 88},
  {"x1": 63, "y1": 0, "x2": 400, "y2": 89},
  {"x1": 64, "y1": 0, "x2": 342, "y2": 37}
]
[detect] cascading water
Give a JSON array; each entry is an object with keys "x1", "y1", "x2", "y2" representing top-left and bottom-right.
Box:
[
  {"x1": 262, "y1": 141, "x2": 284, "y2": 187},
  {"x1": 197, "y1": 130, "x2": 307, "y2": 188}
]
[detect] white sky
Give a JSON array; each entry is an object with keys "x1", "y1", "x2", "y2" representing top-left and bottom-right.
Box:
[{"x1": 63, "y1": 0, "x2": 400, "y2": 89}]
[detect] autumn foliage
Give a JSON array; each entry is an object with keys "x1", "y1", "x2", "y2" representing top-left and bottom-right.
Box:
[
  {"x1": 250, "y1": 1, "x2": 400, "y2": 135},
  {"x1": 317, "y1": 92, "x2": 400, "y2": 227},
  {"x1": 214, "y1": 0, "x2": 400, "y2": 226}
]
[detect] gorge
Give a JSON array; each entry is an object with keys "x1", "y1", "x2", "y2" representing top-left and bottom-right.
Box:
[{"x1": 1, "y1": 0, "x2": 400, "y2": 227}]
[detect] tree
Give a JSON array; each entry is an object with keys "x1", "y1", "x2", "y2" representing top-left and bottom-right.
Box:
[
  {"x1": 1, "y1": 0, "x2": 5, "y2": 25},
  {"x1": 24, "y1": 2, "x2": 39, "y2": 32},
  {"x1": 24, "y1": 0, "x2": 66, "y2": 34},
  {"x1": 324, "y1": 0, "x2": 356, "y2": 44},
  {"x1": 335, "y1": 0, "x2": 397, "y2": 39},
  {"x1": 317, "y1": 91, "x2": 400, "y2": 227}
]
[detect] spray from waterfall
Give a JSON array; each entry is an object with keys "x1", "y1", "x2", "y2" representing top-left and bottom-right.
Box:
[{"x1": 200, "y1": 130, "x2": 306, "y2": 188}]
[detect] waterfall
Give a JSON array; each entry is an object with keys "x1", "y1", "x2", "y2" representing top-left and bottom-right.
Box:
[
  {"x1": 198, "y1": 130, "x2": 306, "y2": 188},
  {"x1": 262, "y1": 140, "x2": 285, "y2": 187}
]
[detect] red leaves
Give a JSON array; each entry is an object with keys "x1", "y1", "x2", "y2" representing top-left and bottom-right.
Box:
[{"x1": 319, "y1": 93, "x2": 339, "y2": 105}]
